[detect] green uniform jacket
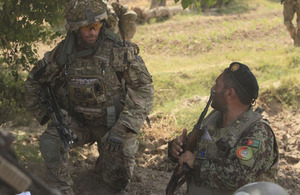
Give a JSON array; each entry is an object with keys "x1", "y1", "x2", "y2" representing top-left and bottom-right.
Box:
[{"x1": 192, "y1": 108, "x2": 279, "y2": 191}]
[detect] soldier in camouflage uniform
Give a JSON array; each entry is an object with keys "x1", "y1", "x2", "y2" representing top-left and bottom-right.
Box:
[
  {"x1": 168, "y1": 62, "x2": 279, "y2": 195},
  {"x1": 282, "y1": 0, "x2": 300, "y2": 46},
  {"x1": 24, "y1": 0, "x2": 154, "y2": 194}
]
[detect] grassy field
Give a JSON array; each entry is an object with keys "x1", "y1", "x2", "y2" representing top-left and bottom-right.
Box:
[
  {"x1": 3, "y1": 2, "x2": 299, "y2": 193},
  {"x1": 130, "y1": 0, "x2": 300, "y2": 132},
  {"x1": 9, "y1": 0, "x2": 300, "y2": 163}
]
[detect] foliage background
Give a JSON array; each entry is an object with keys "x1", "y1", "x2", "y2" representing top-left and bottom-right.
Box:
[
  {"x1": 0, "y1": 0, "x2": 232, "y2": 124},
  {"x1": 0, "y1": 0, "x2": 297, "y2": 130},
  {"x1": 0, "y1": 0, "x2": 67, "y2": 123},
  {"x1": 1, "y1": 1, "x2": 300, "y2": 194}
]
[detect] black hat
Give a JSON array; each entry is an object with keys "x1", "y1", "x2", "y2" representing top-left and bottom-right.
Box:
[{"x1": 228, "y1": 62, "x2": 259, "y2": 100}]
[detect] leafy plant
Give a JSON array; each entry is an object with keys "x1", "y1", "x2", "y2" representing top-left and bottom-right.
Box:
[
  {"x1": 175, "y1": 0, "x2": 231, "y2": 10},
  {"x1": 0, "y1": 0, "x2": 67, "y2": 123}
]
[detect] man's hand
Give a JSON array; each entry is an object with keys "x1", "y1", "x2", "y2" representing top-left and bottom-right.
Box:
[
  {"x1": 178, "y1": 151, "x2": 195, "y2": 169},
  {"x1": 105, "y1": 130, "x2": 124, "y2": 152},
  {"x1": 103, "y1": 124, "x2": 134, "y2": 152},
  {"x1": 171, "y1": 129, "x2": 187, "y2": 159}
]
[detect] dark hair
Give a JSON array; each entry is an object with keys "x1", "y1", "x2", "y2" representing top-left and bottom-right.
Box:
[{"x1": 223, "y1": 68, "x2": 253, "y2": 105}]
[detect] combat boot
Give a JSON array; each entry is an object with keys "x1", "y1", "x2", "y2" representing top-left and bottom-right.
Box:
[{"x1": 294, "y1": 31, "x2": 300, "y2": 47}]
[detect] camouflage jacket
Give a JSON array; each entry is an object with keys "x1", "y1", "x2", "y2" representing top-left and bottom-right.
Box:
[
  {"x1": 25, "y1": 29, "x2": 154, "y2": 133},
  {"x1": 191, "y1": 108, "x2": 279, "y2": 191}
]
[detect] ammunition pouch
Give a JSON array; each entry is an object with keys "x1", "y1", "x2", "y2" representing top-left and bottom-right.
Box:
[
  {"x1": 68, "y1": 76, "x2": 106, "y2": 106},
  {"x1": 111, "y1": 46, "x2": 135, "y2": 71}
]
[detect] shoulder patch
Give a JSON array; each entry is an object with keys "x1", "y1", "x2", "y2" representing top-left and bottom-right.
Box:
[
  {"x1": 241, "y1": 138, "x2": 260, "y2": 148},
  {"x1": 236, "y1": 146, "x2": 253, "y2": 160}
]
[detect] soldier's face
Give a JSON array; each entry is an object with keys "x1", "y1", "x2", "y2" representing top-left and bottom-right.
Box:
[
  {"x1": 211, "y1": 73, "x2": 228, "y2": 112},
  {"x1": 79, "y1": 22, "x2": 102, "y2": 45}
]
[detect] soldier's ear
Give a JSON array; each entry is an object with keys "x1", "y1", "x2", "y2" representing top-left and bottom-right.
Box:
[{"x1": 226, "y1": 88, "x2": 237, "y2": 99}]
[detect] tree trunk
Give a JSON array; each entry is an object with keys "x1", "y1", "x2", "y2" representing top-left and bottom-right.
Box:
[{"x1": 133, "y1": 6, "x2": 184, "y2": 24}]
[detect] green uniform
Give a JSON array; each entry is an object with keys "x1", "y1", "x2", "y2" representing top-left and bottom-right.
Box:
[
  {"x1": 25, "y1": 28, "x2": 154, "y2": 194},
  {"x1": 186, "y1": 108, "x2": 279, "y2": 195}
]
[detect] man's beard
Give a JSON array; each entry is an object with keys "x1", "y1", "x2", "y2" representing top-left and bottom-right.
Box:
[
  {"x1": 77, "y1": 33, "x2": 99, "y2": 49},
  {"x1": 211, "y1": 91, "x2": 227, "y2": 112}
]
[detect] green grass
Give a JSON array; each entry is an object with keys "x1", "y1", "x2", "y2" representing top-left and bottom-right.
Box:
[
  {"x1": 132, "y1": 0, "x2": 300, "y2": 131},
  {"x1": 13, "y1": 138, "x2": 43, "y2": 163},
  {"x1": 8, "y1": 0, "x2": 299, "y2": 135},
  {"x1": 5, "y1": 0, "x2": 300, "y2": 165}
]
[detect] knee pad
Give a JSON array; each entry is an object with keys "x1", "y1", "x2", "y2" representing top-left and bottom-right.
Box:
[{"x1": 40, "y1": 133, "x2": 62, "y2": 168}]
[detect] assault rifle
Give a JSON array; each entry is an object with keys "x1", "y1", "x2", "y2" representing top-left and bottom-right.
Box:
[
  {"x1": 0, "y1": 129, "x2": 61, "y2": 195},
  {"x1": 40, "y1": 86, "x2": 75, "y2": 151},
  {"x1": 166, "y1": 90, "x2": 215, "y2": 195}
]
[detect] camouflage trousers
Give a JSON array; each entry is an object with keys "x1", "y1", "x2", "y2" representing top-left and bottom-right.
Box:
[
  {"x1": 283, "y1": 0, "x2": 300, "y2": 46},
  {"x1": 39, "y1": 121, "x2": 138, "y2": 194},
  {"x1": 187, "y1": 181, "x2": 234, "y2": 195}
]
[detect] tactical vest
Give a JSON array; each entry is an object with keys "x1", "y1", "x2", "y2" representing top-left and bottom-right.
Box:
[
  {"x1": 61, "y1": 33, "x2": 136, "y2": 128},
  {"x1": 196, "y1": 108, "x2": 279, "y2": 180}
]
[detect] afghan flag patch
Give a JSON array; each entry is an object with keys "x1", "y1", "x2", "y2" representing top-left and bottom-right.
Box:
[
  {"x1": 241, "y1": 138, "x2": 260, "y2": 148},
  {"x1": 236, "y1": 146, "x2": 253, "y2": 160}
]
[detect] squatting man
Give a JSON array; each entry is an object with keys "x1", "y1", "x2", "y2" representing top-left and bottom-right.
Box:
[
  {"x1": 25, "y1": 0, "x2": 154, "y2": 194},
  {"x1": 168, "y1": 62, "x2": 279, "y2": 195}
]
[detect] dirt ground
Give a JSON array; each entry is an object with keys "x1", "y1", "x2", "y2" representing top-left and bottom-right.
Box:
[
  {"x1": 1, "y1": 1, "x2": 300, "y2": 195},
  {"x1": 1, "y1": 100, "x2": 299, "y2": 195}
]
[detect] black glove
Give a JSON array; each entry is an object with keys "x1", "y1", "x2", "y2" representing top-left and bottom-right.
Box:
[
  {"x1": 105, "y1": 130, "x2": 124, "y2": 152},
  {"x1": 103, "y1": 124, "x2": 134, "y2": 152}
]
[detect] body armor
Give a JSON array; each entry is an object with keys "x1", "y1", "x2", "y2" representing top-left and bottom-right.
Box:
[
  {"x1": 196, "y1": 108, "x2": 279, "y2": 180},
  {"x1": 57, "y1": 33, "x2": 136, "y2": 128}
]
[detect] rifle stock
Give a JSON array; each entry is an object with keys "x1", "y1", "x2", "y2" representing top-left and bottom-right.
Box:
[{"x1": 166, "y1": 90, "x2": 215, "y2": 195}]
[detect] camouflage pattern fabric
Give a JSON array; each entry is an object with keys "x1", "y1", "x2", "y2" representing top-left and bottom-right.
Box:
[
  {"x1": 283, "y1": 0, "x2": 300, "y2": 46},
  {"x1": 64, "y1": 0, "x2": 107, "y2": 23},
  {"x1": 97, "y1": 130, "x2": 138, "y2": 191},
  {"x1": 25, "y1": 25, "x2": 154, "y2": 194},
  {"x1": 187, "y1": 108, "x2": 279, "y2": 194},
  {"x1": 187, "y1": 181, "x2": 233, "y2": 195},
  {"x1": 64, "y1": 0, "x2": 137, "y2": 41},
  {"x1": 39, "y1": 121, "x2": 138, "y2": 194}
]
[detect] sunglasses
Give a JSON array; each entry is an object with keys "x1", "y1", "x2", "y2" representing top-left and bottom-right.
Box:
[{"x1": 80, "y1": 22, "x2": 102, "y2": 32}]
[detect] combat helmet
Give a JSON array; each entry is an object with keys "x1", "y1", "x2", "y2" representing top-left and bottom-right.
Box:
[
  {"x1": 234, "y1": 182, "x2": 288, "y2": 195},
  {"x1": 65, "y1": 0, "x2": 108, "y2": 31}
]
